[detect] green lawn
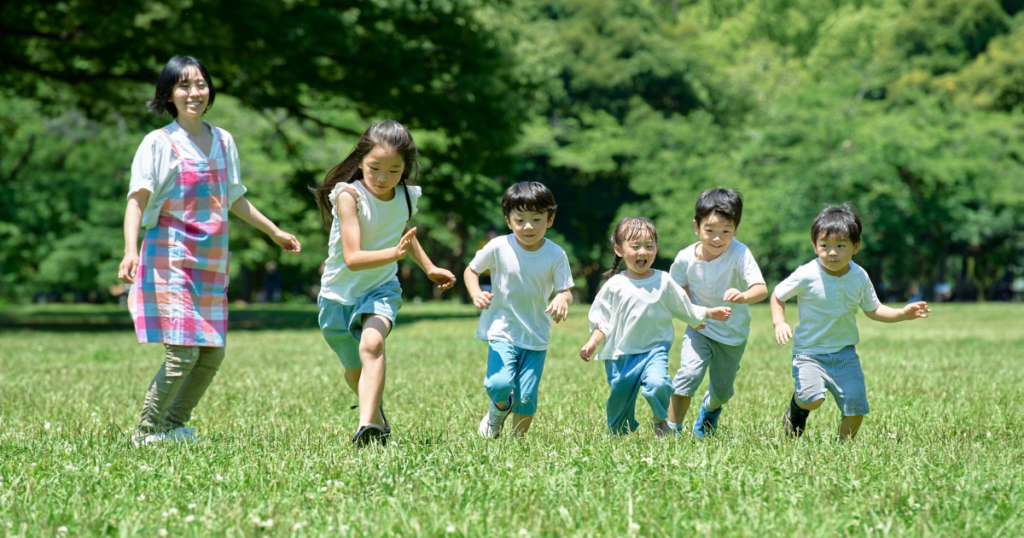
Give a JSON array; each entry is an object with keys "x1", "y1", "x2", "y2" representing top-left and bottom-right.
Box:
[{"x1": 1, "y1": 302, "x2": 1022, "y2": 537}]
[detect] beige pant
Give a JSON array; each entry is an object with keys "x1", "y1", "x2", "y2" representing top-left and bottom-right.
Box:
[{"x1": 138, "y1": 344, "x2": 226, "y2": 434}]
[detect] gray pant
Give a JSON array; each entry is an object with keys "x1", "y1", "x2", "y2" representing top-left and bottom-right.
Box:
[
  {"x1": 138, "y1": 344, "x2": 226, "y2": 434},
  {"x1": 671, "y1": 329, "x2": 746, "y2": 405},
  {"x1": 793, "y1": 345, "x2": 869, "y2": 416}
]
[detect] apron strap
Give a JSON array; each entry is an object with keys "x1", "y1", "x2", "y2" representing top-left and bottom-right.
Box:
[{"x1": 158, "y1": 129, "x2": 182, "y2": 159}]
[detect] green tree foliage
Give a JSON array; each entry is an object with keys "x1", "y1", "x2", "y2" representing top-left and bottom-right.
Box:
[{"x1": 2, "y1": 0, "x2": 1022, "y2": 303}]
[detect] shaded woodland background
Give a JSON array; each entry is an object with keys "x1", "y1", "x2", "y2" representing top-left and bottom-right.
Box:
[{"x1": 2, "y1": 0, "x2": 1023, "y2": 305}]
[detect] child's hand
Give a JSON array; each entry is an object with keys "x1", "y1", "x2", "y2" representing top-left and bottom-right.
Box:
[
  {"x1": 545, "y1": 295, "x2": 570, "y2": 323},
  {"x1": 473, "y1": 291, "x2": 494, "y2": 310},
  {"x1": 118, "y1": 252, "x2": 140, "y2": 284},
  {"x1": 428, "y1": 266, "x2": 457, "y2": 291},
  {"x1": 272, "y1": 230, "x2": 301, "y2": 253},
  {"x1": 706, "y1": 306, "x2": 732, "y2": 321},
  {"x1": 580, "y1": 341, "x2": 598, "y2": 362},
  {"x1": 902, "y1": 301, "x2": 930, "y2": 320},
  {"x1": 722, "y1": 288, "x2": 746, "y2": 304},
  {"x1": 393, "y1": 227, "x2": 417, "y2": 260},
  {"x1": 774, "y1": 322, "x2": 793, "y2": 345}
]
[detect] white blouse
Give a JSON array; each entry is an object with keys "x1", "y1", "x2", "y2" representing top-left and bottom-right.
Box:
[
  {"x1": 127, "y1": 120, "x2": 247, "y2": 229},
  {"x1": 588, "y1": 270, "x2": 707, "y2": 361}
]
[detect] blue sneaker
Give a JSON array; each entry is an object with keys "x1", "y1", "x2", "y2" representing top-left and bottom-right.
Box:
[{"x1": 692, "y1": 392, "x2": 723, "y2": 439}]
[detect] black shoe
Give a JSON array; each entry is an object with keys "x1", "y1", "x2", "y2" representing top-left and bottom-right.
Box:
[
  {"x1": 783, "y1": 394, "x2": 809, "y2": 438},
  {"x1": 351, "y1": 423, "x2": 388, "y2": 447},
  {"x1": 350, "y1": 403, "x2": 391, "y2": 442}
]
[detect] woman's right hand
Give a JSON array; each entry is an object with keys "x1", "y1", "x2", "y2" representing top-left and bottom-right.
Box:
[
  {"x1": 119, "y1": 252, "x2": 140, "y2": 284},
  {"x1": 393, "y1": 227, "x2": 417, "y2": 261}
]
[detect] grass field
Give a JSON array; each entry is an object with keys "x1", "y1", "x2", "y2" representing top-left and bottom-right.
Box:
[{"x1": 1, "y1": 302, "x2": 1022, "y2": 537}]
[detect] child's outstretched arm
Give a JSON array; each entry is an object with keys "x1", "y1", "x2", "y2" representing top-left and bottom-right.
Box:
[
  {"x1": 407, "y1": 232, "x2": 456, "y2": 291},
  {"x1": 770, "y1": 291, "x2": 793, "y2": 345},
  {"x1": 230, "y1": 197, "x2": 301, "y2": 253},
  {"x1": 580, "y1": 328, "x2": 605, "y2": 362},
  {"x1": 464, "y1": 266, "x2": 492, "y2": 309},
  {"x1": 545, "y1": 289, "x2": 573, "y2": 323},
  {"x1": 723, "y1": 283, "x2": 768, "y2": 304},
  {"x1": 864, "y1": 302, "x2": 930, "y2": 323}
]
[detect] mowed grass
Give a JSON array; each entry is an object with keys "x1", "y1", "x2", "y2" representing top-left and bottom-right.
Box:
[{"x1": 1, "y1": 302, "x2": 1022, "y2": 537}]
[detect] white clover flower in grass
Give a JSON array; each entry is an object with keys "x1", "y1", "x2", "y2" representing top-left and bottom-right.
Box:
[
  {"x1": 216, "y1": 474, "x2": 224, "y2": 482},
  {"x1": 158, "y1": 529, "x2": 167, "y2": 537},
  {"x1": 44, "y1": 422, "x2": 51, "y2": 430},
  {"x1": 629, "y1": 522, "x2": 640, "y2": 534},
  {"x1": 188, "y1": 503, "x2": 197, "y2": 509},
  {"x1": 185, "y1": 515, "x2": 195, "y2": 523},
  {"x1": 319, "y1": 487, "x2": 327, "y2": 492},
  {"x1": 641, "y1": 457, "x2": 653, "y2": 465},
  {"x1": 251, "y1": 517, "x2": 262, "y2": 525},
  {"x1": 261, "y1": 519, "x2": 274, "y2": 529},
  {"x1": 168, "y1": 508, "x2": 179, "y2": 516},
  {"x1": 293, "y1": 521, "x2": 308, "y2": 531},
  {"x1": 57, "y1": 527, "x2": 68, "y2": 534},
  {"x1": 446, "y1": 524, "x2": 456, "y2": 533},
  {"x1": 671, "y1": 459, "x2": 679, "y2": 466},
  {"x1": 519, "y1": 529, "x2": 529, "y2": 537}
]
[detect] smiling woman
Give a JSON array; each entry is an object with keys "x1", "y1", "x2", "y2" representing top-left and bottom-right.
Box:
[{"x1": 118, "y1": 55, "x2": 301, "y2": 447}]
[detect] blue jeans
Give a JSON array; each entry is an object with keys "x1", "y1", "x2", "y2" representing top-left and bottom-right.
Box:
[
  {"x1": 604, "y1": 343, "x2": 672, "y2": 435},
  {"x1": 484, "y1": 341, "x2": 547, "y2": 416}
]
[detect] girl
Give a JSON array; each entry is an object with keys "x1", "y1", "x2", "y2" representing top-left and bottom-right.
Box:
[
  {"x1": 580, "y1": 217, "x2": 731, "y2": 436},
  {"x1": 119, "y1": 56, "x2": 301, "y2": 446},
  {"x1": 310, "y1": 120, "x2": 456, "y2": 447}
]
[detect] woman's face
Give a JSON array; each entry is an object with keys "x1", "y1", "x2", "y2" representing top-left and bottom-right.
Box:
[{"x1": 168, "y1": 66, "x2": 210, "y2": 119}]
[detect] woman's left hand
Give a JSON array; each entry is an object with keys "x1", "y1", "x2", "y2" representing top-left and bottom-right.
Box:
[
  {"x1": 427, "y1": 267, "x2": 457, "y2": 291},
  {"x1": 273, "y1": 230, "x2": 301, "y2": 253}
]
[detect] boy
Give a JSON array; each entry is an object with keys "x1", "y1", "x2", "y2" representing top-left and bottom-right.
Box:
[
  {"x1": 465, "y1": 182, "x2": 574, "y2": 438},
  {"x1": 667, "y1": 187, "x2": 768, "y2": 438},
  {"x1": 772, "y1": 203, "x2": 930, "y2": 440}
]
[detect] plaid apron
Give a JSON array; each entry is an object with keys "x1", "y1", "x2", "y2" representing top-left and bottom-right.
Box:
[{"x1": 129, "y1": 128, "x2": 230, "y2": 347}]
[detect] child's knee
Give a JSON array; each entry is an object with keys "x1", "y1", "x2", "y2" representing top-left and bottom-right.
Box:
[
  {"x1": 796, "y1": 395, "x2": 825, "y2": 410},
  {"x1": 483, "y1": 371, "x2": 515, "y2": 398},
  {"x1": 643, "y1": 377, "x2": 673, "y2": 400},
  {"x1": 358, "y1": 333, "x2": 385, "y2": 358}
]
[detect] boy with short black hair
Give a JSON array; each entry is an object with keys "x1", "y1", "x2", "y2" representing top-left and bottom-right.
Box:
[
  {"x1": 772, "y1": 203, "x2": 930, "y2": 440},
  {"x1": 465, "y1": 181, "x2": 574, "y2": 438},
  {"x1": 667, "y1": 187, "x2": 768, "y2": 438}
]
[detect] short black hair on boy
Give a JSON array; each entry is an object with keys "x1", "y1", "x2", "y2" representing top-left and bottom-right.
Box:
[
  {"x1": 502, "y1": 181, "x2": 557, "y2": 218},
  {"x1": 812, "y1": 203, "x2": 862, "y2": 244},
  {"x1": 694, "y1": 187, "x2": 743, "y2": 227},
  {"x1": 147, "y1": 56, "x2": 216, "y2": 117}
]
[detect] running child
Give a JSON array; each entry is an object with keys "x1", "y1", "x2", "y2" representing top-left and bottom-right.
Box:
[
  {"x1": 772, "y1": 203, "x2": 930, "y2": 440},
  {"x1": 667, "y1": 188, "x2": 767, "y2": 438},
  {"x1": 310, "y1": 120, "x2": 457, "y2": 447},
  {"x1": 465, "y1": 182, "x2": 574, "y2": 438},
  {"x1": 580, "y1": 217, "x2": 732, "y2": 436}
]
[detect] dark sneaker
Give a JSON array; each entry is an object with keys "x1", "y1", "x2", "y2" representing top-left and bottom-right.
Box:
[
  {"x1": 782, "y1": 407, "x2": 806, "y2": 438},
  {"x1": 351, "y1": 423, "x2": 388, "y2": 447},
  {"x1": 350, "y1": 403, "x2": 391, "y2": 445},
  {"x1": 692, "y1": 392, "x2": 723, "y2": 439}
]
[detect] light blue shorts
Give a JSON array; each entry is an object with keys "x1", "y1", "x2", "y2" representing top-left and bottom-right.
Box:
[
  {"x1": 484, "y1": 341, "x2": 547, "y2": 416},
  {"x1": 793, "y1": 345, "x2": 869, "y2": 416},
  {"x1": 605, "y1": 343, "x2": 672, "y2": 435},
  {"x1": 318, "y1": 281, "x2": 403, "y2": 370}
]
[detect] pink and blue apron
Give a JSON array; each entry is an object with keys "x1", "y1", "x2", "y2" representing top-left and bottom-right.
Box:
[{"x1": 129, "y1": 129, "x2": 230, "y2": 347}]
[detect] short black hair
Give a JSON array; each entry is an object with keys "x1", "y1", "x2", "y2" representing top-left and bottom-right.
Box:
[
  {"x1": 694, "y1": 187, "x2": 743, "y2": 227},
  {"x1": 812, "y1": 203, "x2": 862, "y2": 244},
  {"x1": 502, "y1": 181, "x2": 557, "y2": 218},
  {"x1": 147, "y1": 56, "x2": 216, "y2": 117}
]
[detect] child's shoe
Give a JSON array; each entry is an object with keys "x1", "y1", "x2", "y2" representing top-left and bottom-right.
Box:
[
  {"x1": 168, "y1": 426, "x2": 198, "y2": 443},
  {"x1": 653, "y1": 419, "x2": 677, "y2": 438},
  {"x1": 692, "y1": 392, "x2": 723, "y2": 439},
  {"x1": 477, "y1": 395, "x2": 513, "y2": 439},
  {"x1": 782, "y1": 394, "x2": 809, "y2": 438},
  {"x1": 351, "y1": 423, "x2": 388, "y2": 447},
  {"x1": 350, "y1": 403, "x2": 391, "y2": 444}
]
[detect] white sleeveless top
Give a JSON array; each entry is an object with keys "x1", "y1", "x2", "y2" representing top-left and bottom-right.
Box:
[{"x1": 319, "y1": 180, "x2": 421, "y2": 305}]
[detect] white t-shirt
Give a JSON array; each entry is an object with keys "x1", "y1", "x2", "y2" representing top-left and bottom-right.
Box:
[
  {"x1": 774, "y1": 259, "x2": 881, "y2": 355},
  {"x1": 128, "y1": 121, "x2": 247, "y2": 229},
  {"x1": 588, "y1": 270, "x2": 707, "y2": 361},
  {"x1": 320, "y1": 180, "x2": 421, "y2": 305},
  {"x1": 469, "y1": 235, "x2": 574, "y2": 350},
  {"x1": 669, "y1": 240, "x2": 765, "y2": 346}
]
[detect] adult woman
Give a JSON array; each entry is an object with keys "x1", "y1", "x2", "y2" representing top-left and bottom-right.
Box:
[{"x1": 119, "y1": 55, "x2": 300, "y2": 445}]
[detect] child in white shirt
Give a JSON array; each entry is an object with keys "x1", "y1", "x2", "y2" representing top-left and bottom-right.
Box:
[
  {"x1": 668, "y1": 188, "x2": 768, "y2": 438},
  {"x1": 581, "y1": 217, "x2": 732, "y2": 436},
  {"x1": 465, "y1": 182, "x2": 574, "y2": 438},
  {"x1": 772, "y1": 203, "x2": 930, "y2": 440}
]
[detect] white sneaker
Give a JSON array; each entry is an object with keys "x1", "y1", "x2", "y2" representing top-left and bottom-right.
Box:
[
  {"x1": 477, "y1": 397, "x2": 513, "y2": 439},
  {"x1": 168, "y1": 426, "x2": 199, "y2": 443},
  {"x1": 132, "y1": 431, "x2": 169, "y2": 447}
]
